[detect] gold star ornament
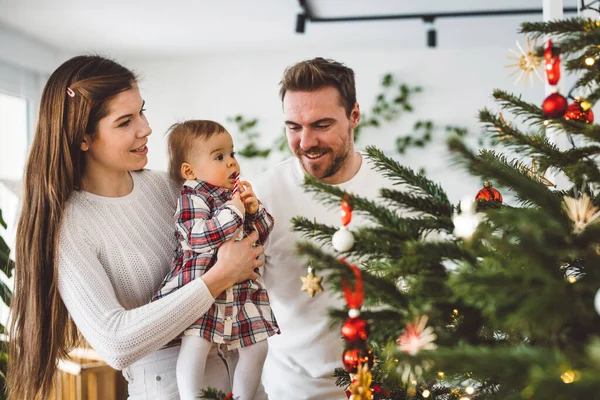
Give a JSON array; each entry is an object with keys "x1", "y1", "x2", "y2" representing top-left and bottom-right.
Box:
[
  {"x1": 347, "y1": 363, "x2": 373, "y2": 400},
  {"x1": 505, "y1": 35, "x2": 543, "y2": 87},
  {"x1": 300, "y1": 268, "x2": 324, "y2": 297}
]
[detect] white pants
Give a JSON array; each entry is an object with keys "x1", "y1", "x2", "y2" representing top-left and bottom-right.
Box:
[{"x1": 122, "y1": 344, "x2": 239, "y2": 400}]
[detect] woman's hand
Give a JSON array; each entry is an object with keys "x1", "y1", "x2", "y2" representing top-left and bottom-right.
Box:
[{"x1": 201, "y1": 230, "x2": 264, "y2": 298}]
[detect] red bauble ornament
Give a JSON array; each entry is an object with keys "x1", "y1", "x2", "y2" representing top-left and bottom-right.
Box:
[
  {"x1": 544, "y1": 40, "x2": 561, "y2": 85},
  {"x1": 341, "y1": 197, "x2": 353, "y2": 226},
  {"x1": 342, "y1": 347, "x2": 375, "y2": 373},
  {"x1": 372, "y1": 384, "x2": 390, "y2": 396},
  {"x1": 475, "y1": 182, "x2": 503, "y2": 203},
  {"x1": 564, "y1": 100, "x2": 594, "y2": 124},
  {"x1": 542, "y1": 92, "x2": 568, "y2": 118},
  {"x1": 342, "y1": 317, "x2": 369, "y2": 343}
]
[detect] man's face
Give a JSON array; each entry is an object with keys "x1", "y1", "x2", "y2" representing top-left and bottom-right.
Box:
[{"x1": 283, "y1": 86, "x2": 359, "y2": 182}]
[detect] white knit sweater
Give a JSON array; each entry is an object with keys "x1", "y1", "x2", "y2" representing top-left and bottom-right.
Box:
[{"x1": 57, "y1": 170, "x2": 214, "y2": 370}]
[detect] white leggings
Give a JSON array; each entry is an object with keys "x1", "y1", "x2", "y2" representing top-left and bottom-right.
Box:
[{"x1": 177, "y1": 336, "x2": 268, "y2": 400}]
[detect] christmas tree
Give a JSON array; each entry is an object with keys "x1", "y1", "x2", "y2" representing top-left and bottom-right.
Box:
[{"x1": 294, "y1": 17, "x2": 600, "y2": 399}]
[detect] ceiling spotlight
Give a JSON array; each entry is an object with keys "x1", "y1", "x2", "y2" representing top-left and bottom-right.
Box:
[
  {"x1": 296, "y1": 13, "x2": 306, "y2": 33},
  {"x1": 427, "y1": 28, "x2": 437, "y2": 48},
  {"x1": 423, "y1": 16, "x2": 436, "y2": 48}
]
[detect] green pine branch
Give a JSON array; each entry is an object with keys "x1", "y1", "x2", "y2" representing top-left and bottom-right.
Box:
[
  {"x1": 198, "y1": 388, "x2": 235, "y2": 399},
  {"x1": 290, "y1": 217, "x2": 337, "y2": 245},
  {"x1": 296, "y1": 242, "x2": 409, "y2": 310},
  {"x1": 449, "y1": 139, "x2": 564, "y2": 216},
  {"x1": 302, "y1": 176, "x2": 417, "y2": 235},
  {"x1": 566, "y1": 51, "x2": 600, "y2": 71},
  {"x1": 573, "y1": 67, "x2": 600, "y2": 92},
  {"x1": 379, "y1": 189, "x2": 454, "y2": 221},
  {"x1": 365, "y1": 146, "x2": 450, "y2": 205},
  {"x1": 491, "y1": 90, "x2": 600, "y2": 141},
  {"x1": 520, "y1": 17, "x2": 592, "y2": 37},
  {"x1": 479, "y1": 108, "x2": 561, "y2": 156},
  {"x1": 480, "y1": 109, "x2": 600, "y2": 184}
]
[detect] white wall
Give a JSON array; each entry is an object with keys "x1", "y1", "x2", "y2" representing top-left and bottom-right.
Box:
[
  {"x1": 124, "y1": 15, "x2": 549, "y2": 205},
  {"x1": 0, "y1": 23, "x2": 60, "y2": 74},
  {"x1": 21, "y1": 12, "x2": 586, "y2": 205}
]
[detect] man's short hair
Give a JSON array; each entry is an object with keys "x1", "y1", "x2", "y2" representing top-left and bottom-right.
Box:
[{"x1": 279, "y1": 57, "x2": 356, "y2": 117}]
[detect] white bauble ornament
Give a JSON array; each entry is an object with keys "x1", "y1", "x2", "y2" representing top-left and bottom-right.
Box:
[
  {"x1": 453, "y1": 214, "x2": 481, "y2": 239},
  {"x1": 453, "y1": 196, "x2": 481, "y2": 239},
  {"x1": 594, "y1": 288, "x2": 600, "y2": 316},
  {"x1": 332, "y1": 226, "x2": 355, "y2": 252}
]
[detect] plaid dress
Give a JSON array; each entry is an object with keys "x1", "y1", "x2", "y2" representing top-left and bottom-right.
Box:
[{"x1": 153, "y1": 180, "x2": 279, "y2": 349}]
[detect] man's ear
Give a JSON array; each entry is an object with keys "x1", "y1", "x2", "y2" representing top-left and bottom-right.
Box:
[
  {"x1": 80, "y1": 134, "x2": 90, "y2": 152},
  {"x1": 350, "y1": 103, "x2": 361, "y2": 128},
  {"x1": 181, "y1": 162, "x2": 196, "y2": 180}
]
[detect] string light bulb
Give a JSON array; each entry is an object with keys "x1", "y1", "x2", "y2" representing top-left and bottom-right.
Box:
[
  {"x1": 585, "y1": 57, "x2": 595, "y2": 66},
  {"x1": 581, "y1": 100, "x2": 592, "y2": 111},
  {"x1": 568, "y1": 275, "x2": 577, "y2": 284},
  {"x1": 561, "y1": 370, "x2": 576, "y2": 384},
  {"x1": 437, "y1": 371, "x2": 445, "y2": 378},
  {"x1": 466, "y1": 386, "x2": 475, "y2": 395},
  {"x1": 422, "y1": 389, "x2": 431, "y2": 398}
]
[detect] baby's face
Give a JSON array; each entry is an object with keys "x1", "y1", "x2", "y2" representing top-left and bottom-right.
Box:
[{"x1": 189, "y1": 131, "x2": 240, "y2": 189}]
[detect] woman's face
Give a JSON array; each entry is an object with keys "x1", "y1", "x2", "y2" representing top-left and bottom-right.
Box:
[{"x1": 82, "y1": 85, "x2": 152, "y2": 175}]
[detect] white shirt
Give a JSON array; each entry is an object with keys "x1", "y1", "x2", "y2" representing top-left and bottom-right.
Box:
[
  {"x1": 57, "y1": 169, "x2": 216, "y2": 370},
  {"x1": 252, "y1": 153, "x2": 394, "y2": 400}
]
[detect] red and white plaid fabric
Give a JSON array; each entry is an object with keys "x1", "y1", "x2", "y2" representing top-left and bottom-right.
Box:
[{"x1": 152, "y1": 179, "x2": 278, "y2": 349}]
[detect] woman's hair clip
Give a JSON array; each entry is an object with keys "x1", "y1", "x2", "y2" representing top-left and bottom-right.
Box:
[{"x1": 67, "y1": 87, "x2": 75, "y2": 98}]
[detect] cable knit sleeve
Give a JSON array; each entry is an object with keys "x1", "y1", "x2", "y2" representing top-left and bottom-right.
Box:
[{"x1": 57, "y1": 211, "x2": 215, "y2": 370}]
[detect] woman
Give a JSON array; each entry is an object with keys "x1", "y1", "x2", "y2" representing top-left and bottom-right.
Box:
[{"x1": 7, "y1": 55, "x2": 263, "y2": 400}]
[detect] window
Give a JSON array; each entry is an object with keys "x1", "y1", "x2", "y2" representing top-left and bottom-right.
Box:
[
  {"x1": 0, "y1": 59, "x2": 45, "y2": 329},
  {"x1": 0, "y1": 92, "x2": 28, "y2": 180},
  {"x1": 0, "y1": 92, "x2": 28, "y2": 328}
]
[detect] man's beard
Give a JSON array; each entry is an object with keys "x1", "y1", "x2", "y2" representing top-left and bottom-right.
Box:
[{"x1": 295, "y1": 128, "x2": 352, "y2": 180}]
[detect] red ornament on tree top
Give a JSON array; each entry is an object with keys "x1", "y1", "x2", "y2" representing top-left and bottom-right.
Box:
[
  {"x1": 475, "y1": 182, "x2": 503, "y2": 203},
  {"x1": 544, "y1": 39, "x2": 561, "y2": 86}
]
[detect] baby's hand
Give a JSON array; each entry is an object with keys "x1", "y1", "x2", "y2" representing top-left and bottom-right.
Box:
[
  {"x1": 239, "y1": 180, "x2": 259, "y2": 214},
  {"x1": 226, "y1": 193, "x2": 245, "y2": 216}
]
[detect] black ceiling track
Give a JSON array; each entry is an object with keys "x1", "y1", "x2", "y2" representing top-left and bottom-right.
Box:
[{"x1": 295, "y1": 2, "x2": 580, "y2": 33}]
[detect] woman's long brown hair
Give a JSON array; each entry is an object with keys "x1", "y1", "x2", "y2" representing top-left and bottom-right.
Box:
[{"x1": 7, "y1": 55, "x2": 137, "y2": 399}]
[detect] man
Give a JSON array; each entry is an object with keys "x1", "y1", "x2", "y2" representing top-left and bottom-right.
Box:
[{"x1": 253, "y1": 57, "x2": 393, "y2": 399}]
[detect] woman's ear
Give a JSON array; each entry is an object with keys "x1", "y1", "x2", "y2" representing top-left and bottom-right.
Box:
[
  {"x1": 80, "y1": 135, "x2": 90, "y2": 152},
  {"x1": 181, "y1": 162, "x2": 196, "y2": 180}
]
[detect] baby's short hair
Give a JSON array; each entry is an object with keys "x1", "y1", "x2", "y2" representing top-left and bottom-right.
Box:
[{"x1": 167, "y1": 120, "x2": 227, "y2": 185}]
